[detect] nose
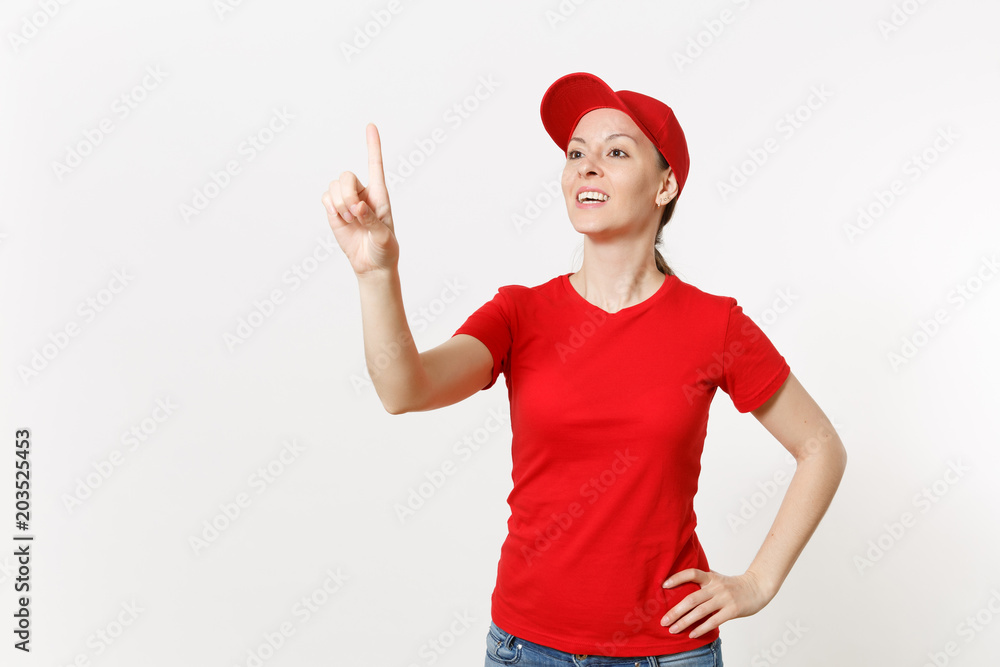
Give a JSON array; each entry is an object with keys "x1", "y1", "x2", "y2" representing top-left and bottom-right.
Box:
[{"x1": 576, "y1": 155, "x2": 602, "y2": 177}]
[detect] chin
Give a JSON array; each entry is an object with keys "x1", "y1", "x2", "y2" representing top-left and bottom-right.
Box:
[{"x1": 568, "y1": 216, "x2": 616, "y2": 237}]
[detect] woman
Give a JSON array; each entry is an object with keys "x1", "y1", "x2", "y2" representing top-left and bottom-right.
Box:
[{"x1": 321, "y1": 72, "x2": 847, "y2": 667}]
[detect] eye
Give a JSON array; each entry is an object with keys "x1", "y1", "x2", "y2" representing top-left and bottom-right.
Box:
[{"x1": 567, "y1": 147, "x2": 629, "y2": 159}]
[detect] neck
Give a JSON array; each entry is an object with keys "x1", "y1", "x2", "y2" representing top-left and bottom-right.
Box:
[{"x1": 570, "y1": 248, "x2": 664, "y2": 313}]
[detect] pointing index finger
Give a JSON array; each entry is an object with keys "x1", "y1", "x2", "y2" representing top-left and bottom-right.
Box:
[{"x1": 366, "y1": 122, "x2": 387, "y2": 194}]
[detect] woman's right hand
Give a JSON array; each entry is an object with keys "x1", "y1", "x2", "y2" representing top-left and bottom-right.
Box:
[{"x1": 321, "y1": 123, "x2": 399, "y2": 276}]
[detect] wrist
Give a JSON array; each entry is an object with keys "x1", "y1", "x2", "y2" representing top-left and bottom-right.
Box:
[
  {"x1": 745, "y1": 568, "x2": 780, "y2": 602},
  {"x1": 356, "y1": 266, "x2": 399, "y2": 284}
]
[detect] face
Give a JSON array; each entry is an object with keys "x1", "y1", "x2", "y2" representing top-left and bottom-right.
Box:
[{"x1": 561, "y1": 107, "x2": 676, "y2": 242}]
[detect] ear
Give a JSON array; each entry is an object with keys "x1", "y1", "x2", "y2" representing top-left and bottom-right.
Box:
[{"x1": 656, "y1": 167, "x2": 679, "y2": 206}]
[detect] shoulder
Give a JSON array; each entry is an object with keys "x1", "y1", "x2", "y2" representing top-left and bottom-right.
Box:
[
  {"x1": 494, "y1": 274, "x2": 564, "y2": 301},
  {"x1": 668, "y1": 273, "x2": 736, "y2": 315}
]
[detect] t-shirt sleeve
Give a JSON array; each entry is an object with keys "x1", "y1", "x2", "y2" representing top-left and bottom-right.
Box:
[
  {"x1": 717, "y1": 298, "x2": 791, "y2": 413},
  {"x1": 450, "y1": 288, "x2": 512, "y2": 391}
]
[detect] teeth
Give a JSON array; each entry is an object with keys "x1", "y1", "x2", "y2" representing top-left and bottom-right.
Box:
[{"x1": 578, "y1": 191, "x2": 609, "y2": 202}]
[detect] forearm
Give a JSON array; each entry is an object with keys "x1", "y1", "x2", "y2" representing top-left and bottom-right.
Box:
[
  {"x1": 356, "y1": 268, "x2": 426, "y2": 414},
  {"x1": 745, "y1": 441, "x2": 847, "y2": 598}
]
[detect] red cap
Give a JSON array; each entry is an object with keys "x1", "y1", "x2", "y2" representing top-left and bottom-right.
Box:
[{"x1": 540, "y1": 72, "x2": 690, "y2": 196}]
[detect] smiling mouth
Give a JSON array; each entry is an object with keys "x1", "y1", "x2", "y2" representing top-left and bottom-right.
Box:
[{"x1": 577, "y1": 192, "x2": 610, "y2": 203}]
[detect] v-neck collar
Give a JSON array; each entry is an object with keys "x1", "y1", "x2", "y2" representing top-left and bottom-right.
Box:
[{"x1": 560, "y1": 272, "x2": 676, "y2": 318}]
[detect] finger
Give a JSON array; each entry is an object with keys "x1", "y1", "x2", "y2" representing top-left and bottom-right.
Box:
[
  {"x1": 661, "y1": 589, "x2": 710, "y2": 627},
  {"x1": 321, "y1": 190, "x2": 335, "y2": 217},
  {"x1": 663, "y1": 568, "x2": 704, "y2": 587},
  {"x1": 321, "y1": 191, "x2": 348, "y2": 229},
  {"x1": 365, "y1": 122, "x2": 388, "y2": 200},
  {"x1": 338, "y1": 171, "x2": 364, "y2": 220},
  {"x1": 327, "y1": 177, "x2": 353, "y2": 223},
  {"x1": 667, "y1": 598, "x2": 719, "y2": 635},
  {"x1": 351, "y1": 200, "x2": 391, "y2": 246},
  {"x1": 688, "y1": 607, "x2": 730, "y2": 639}
]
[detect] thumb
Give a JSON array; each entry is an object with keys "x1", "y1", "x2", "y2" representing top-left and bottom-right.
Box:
[
  {"x1": 350, "y1": 201, "x2": 377, "y2": 227},
  {"x1": 351, "y1": 201, "x2": 389, "y2": 241}
]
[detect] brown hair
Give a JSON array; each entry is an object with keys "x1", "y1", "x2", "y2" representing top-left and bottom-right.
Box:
[{"x1": 653, "y1": 149, "x2": 678, "y2": 276}]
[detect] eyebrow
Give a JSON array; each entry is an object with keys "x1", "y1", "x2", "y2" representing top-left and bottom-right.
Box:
[{"x1": 568, "y1": 133, "x2": 637, "y2": 145}]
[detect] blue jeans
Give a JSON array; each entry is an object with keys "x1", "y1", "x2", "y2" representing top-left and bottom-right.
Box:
[{"x1": 485, "y1": 621, "x2": 724, "y2": 666}]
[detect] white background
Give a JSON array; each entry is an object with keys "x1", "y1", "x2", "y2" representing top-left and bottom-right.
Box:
[{"x1": 2, "y1": 0, "x2": 999, "y2": 665}]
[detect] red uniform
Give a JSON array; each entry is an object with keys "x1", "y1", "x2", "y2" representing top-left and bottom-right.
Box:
[{"x1": 452, "y1": 271, "x2": 790, "y2": 656}]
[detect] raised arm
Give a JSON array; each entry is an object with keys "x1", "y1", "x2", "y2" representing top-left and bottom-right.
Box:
[{"x1": 321, "y1": 124, "x2": 492, "y2": 414}]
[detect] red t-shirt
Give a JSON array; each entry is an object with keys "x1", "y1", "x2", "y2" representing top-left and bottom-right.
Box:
[{"x1": 451, "y1": 271, "x2": 790, "y2": 657}]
